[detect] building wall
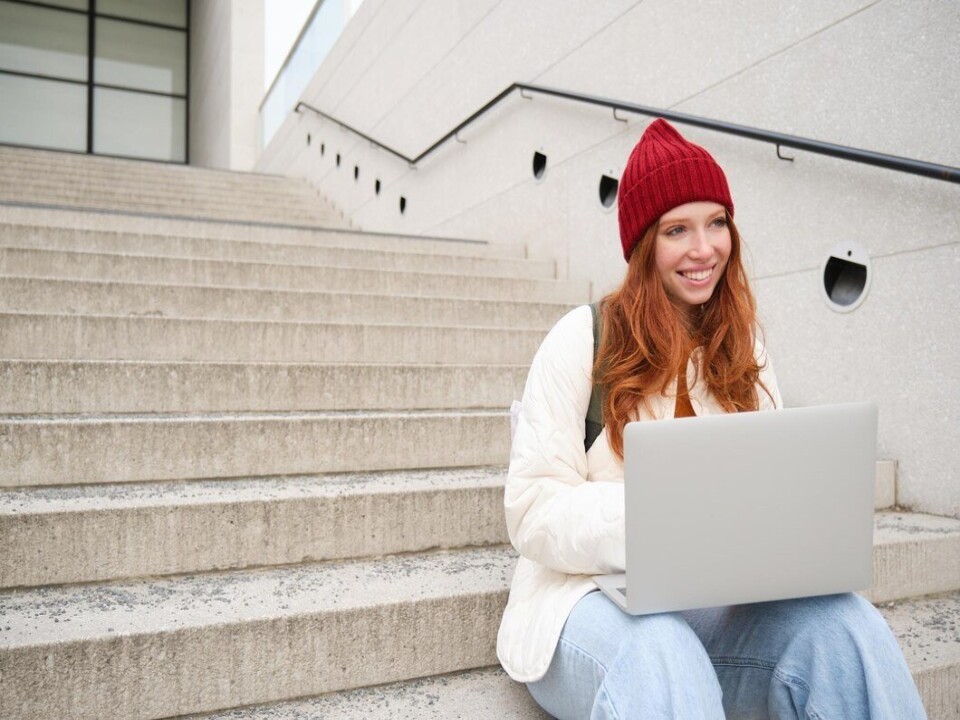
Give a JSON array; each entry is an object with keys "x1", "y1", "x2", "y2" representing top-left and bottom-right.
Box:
[
  {"x1": 257, "y1": 0, "x2": 960, "y2": 517},
  {"x1": 190, "y1": 0, "x2": 264, "y2": 170}
]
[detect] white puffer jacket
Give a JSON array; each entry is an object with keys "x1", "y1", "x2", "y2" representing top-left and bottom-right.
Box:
[{"x1": 497, "y1": 305, "x2": 782, "y2": 683}]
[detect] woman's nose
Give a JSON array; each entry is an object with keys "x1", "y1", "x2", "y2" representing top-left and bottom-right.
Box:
[{"x1": 688, "y1": 228, "x2": 711, "y2": 258}]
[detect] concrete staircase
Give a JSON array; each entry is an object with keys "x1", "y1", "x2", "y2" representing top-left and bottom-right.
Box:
[{"x1": 0, "y1": 149, "x2": 957, "y2": 720}]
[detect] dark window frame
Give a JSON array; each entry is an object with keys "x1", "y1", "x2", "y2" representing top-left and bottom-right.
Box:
[{"x1": 0, "y1": 0, "x2": 191, "y2": 163}]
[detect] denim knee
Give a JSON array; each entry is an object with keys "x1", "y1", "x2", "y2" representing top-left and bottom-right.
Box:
[
  {"x1": 770, "y1": 594, "x2": 926, "y2": 720},
  {"x1": 527, "y1": 594, "x2": 724, "y2": 720}
]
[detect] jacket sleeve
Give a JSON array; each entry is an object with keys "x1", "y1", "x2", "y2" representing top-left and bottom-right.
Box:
[{"x1": 504, "y1": 306, "x2": 626, "y2": 576}]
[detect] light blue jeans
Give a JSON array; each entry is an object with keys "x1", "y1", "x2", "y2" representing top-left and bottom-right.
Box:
[{"x1": 527, "y1": 590, "x2": 926, "y2": 719}]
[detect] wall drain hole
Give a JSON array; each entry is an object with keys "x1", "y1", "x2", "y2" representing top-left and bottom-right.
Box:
[
  {"x1": 821, "y1": 242, "x2": 871, "y2": 312},
  {"x1": 320, "y1": 143, "x2": 325, "y2": 156},
  {"x1": 354, "y1": 166, "x2": 359, "y2": 181},
  {"x1": 375, "y1": 179, "x2": 381, "y2": 195},
  {"x1": 533, "y1": 152, "x2": 547, "y2": 180},
  {"x1": 599, "y1": 175, "x2": 618, "y2": 208},
  {"x1": 336, "y1": 153, "x2": 341, "y2": 167},
  {"x1": 306, "y1": 133, "x2": 311, "y2": 146},
  {"x1": 399, "y1": 196, "x2": 407, "y2": 214}
]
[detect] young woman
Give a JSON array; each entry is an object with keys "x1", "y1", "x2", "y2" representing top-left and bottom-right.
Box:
[{"x1": 498, "y1": 119, "x2": 926, "y2": 719}]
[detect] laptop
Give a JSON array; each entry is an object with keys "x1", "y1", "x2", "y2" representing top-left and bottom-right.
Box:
[{"x1": 594, "y1": 402, "x2": 877, "y2": 614}]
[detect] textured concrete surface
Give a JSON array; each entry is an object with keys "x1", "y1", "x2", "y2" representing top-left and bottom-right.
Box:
[
  {"x1": 192, "y1": 666, "x2": 549, "y2": 719},
  {"x1": 0, "y1": 480, "x2": 942, "y2": 588},
  {"x1": 756, "y1": 244, "x2": 960, "y2": 518},
  {"x1": 0, "y1": 180, "x2": 339, "y2": 226},
  {"x1": 0, "y1": 147, "x2": 343, "y2": 226},
  {"x1": 0, "y1": 467, "x2": 510, "y2": 586},
  {"x1": 0, "y1": 164, "x2": 321, "y2": 202},
  {"x1": 0, "y1": 572, "x2": 944, "y2": 720},
  {"x1": 0, "y1": 184, "x2": 321, "y2": 210},
  {"x1": 0, "y1": 164, "x2": 306, "y2": 193},
  {"x1": 0, "y1": 176, "x2": 325, "y2": 207},
  {"x1": 194, "y1": 594, "x2": 960, "y2": 720},
  {"x1": 878, "y1": 592, "x2": 960, "y2": 720},
  {"x1": 866, "y1": 512, "x2": 960, "y2": 604},
  {"x1": 0, "y1": 225, "x2": 553, "y2": 278},
  {"x1": 875, "y1": 459, "x2": 896, "y2": 510},
  {"x1": 0, "y1": 409, "x2": 511, "y2": 487},
  {"x1": 0, "y1": 360, "x2": 527, "y2": 414},
  {"x1": 0, "y1": 547, "x2": 515, "y2": 720},
  {"x1": 0, "y1": 246, "x2": 588, "y2": 301},
  {"x1": 0, "y1": 312, "x2": 549, "y2": 363},
  {"x1": 0, "y1": 276, "x2": 572, "y2": 328},
  {"x1": 0, "y1": 206, "x2": 524, "y2": 259},
  {"x1": 0, "y1": 146, "x2": 311, "y2": 190}
]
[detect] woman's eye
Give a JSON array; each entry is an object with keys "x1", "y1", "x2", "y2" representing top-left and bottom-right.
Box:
[
  {"x1": 665, "y1": 225, "x2": 685, "y2": 236},
  {"x1": 711, "y1": 217, "x2": 727, "y2": 228}
]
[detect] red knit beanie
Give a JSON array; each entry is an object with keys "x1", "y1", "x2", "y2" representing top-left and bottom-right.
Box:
[{"x1": 617, "y1": 119, "x2": 733, "y2": 261}]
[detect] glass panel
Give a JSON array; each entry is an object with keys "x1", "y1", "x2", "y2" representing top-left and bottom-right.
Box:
[
  {"x1": 261, "y1": 0, "x2": 346, "y2": 147},
  {"x1": 95, "y1": 18, "x2": 185, "y2": 94},
  {"x1": 97, "y1": 0, "x2": 186, "y2": 28},
  {"x1": 0, "y1": 1, "x2": 88, "y2": 81},
  {"x1": 32, "y1": 0, "x2": 88, "y2": 9},
  {"x1": 0, "y1": 73, "x2": 87, "y2": 151},
  {"x1": 93, "y1": 87, "x2": 185, "y2": 161}
]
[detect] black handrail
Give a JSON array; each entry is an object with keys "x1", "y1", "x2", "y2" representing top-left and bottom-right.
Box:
[{"x1": 295, "y1": 82, "x2": 960, "y2": 184}]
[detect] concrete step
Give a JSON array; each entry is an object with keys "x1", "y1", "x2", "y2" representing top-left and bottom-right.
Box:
[
  {"x1": 193, "y1": 667, "x2": 549, "y2": 719},
  {"x1": 0, "y1": 169, "x2": 330, "y2": 204},
  {"x1": 0, "y1": 191, "x2": 326, "y2": 217},
  {"x1": 0, "y1": 191, "x2": 339, "y2": 224},
  {"x1": 866, "y1": 511, "x2": 960, "y2": 603},
  {"x1": 0, "y1": 313, "x2": 547, "y2": 363},
  {"x1": 0, "y1": 461, "x2": 944, "y2": 587},
  {"x1": 191, "y1": 594, "x2": 960, "y2": 720},
  {"x1": 195, "y1": 585, "x2": 960, "y2": 720},
  {"x1": 0, "y1": 206, "x2": 522, "y2": 258},
  {"x1": 0, "y1": 467, "x2": 508, "y2": 587},
  {"x1": 876, "y1": 593, "x2": 960, "y2": 720},
  {"x1": 0, "y1": 226, "x2": 554, "y2": 278},
  {"x1": 0, "y1": 546, "x2": 515, "y2": 720},
  {"x1": 0, "y1": 360, "x2": 527, "y2": 414},
  {"x1": 0, "y1": 177, "x2": 326, "y2": 206},
  {"x1": 0, "y1": 276, "x2": 571, "y2": 328},
  {"x1": 0, "y1": 160, "x2": 322, "y2": 188},
  {"x1": 2, "y1": 548, "x2": 957, "y2": 720},
  {"x1": 0, "y1": 179, "x2": 321, "y2": 206},
  {"x1": 0, "y1": 409, "x2": 511, "y2": 488},
  {"x1": 0, "y1": 247, "x2": 585, "y2": 301},
  {"x1": 200, "y1": 596, "x2": 960, "y2": 720},
  {"x1": 0, "y1": 147, "x2": 319, "y2": 193}
]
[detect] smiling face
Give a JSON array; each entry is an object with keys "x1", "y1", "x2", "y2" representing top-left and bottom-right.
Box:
[{"x1": 654, "y1": 201, "x2": 732, "y2": 309}]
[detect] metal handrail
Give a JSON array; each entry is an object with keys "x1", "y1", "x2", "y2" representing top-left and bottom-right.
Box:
[{"x1": 295, "y1": 82, "x2": 960, "y2": 184}]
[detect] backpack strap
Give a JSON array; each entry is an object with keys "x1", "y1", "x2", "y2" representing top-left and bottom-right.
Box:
[{"x1": 585, "y1": 301, "x2": 605, "y2": 453}]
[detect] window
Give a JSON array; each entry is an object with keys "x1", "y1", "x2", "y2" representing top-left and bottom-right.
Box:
[{"x1": 0, "y1": 0, "x2": 189, "y2": 162}]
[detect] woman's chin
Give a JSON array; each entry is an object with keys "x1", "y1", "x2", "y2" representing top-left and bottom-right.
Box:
[{"x1": 670, "y1": 285, "x2": 718, "y2": 308}]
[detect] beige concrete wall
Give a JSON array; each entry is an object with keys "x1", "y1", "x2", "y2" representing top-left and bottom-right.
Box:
[
  {"x1": 257, "y1": 0, "x2": 960, "y2": 517},
  {"x1": 190, "y1": 0, "x2": 264, "y2": 170}
]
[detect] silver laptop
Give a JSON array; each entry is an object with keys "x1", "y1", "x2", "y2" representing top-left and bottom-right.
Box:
[{"x1": 594, "y1": 402, "x2": 877, "y2": 614}]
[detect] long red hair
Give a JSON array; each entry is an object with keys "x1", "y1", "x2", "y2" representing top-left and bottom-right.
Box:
[{"x1": 594, "y1": 212, "x2": 771, "y2": 459}]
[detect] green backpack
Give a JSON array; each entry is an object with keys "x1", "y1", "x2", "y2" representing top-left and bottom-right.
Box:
[{"x1": 585, "y1": 302, "x2": 605, "y2": 453}]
